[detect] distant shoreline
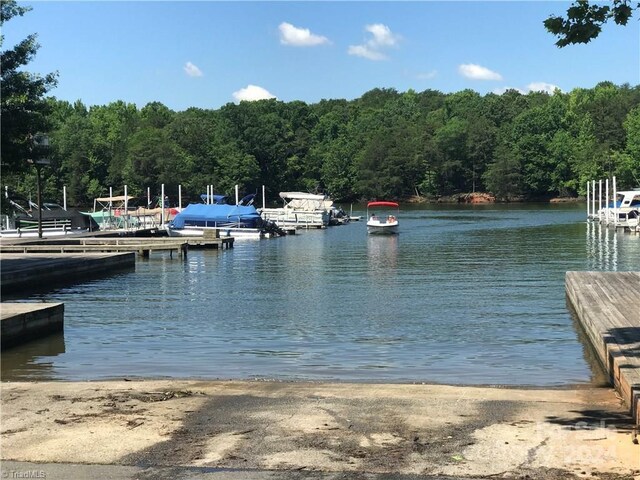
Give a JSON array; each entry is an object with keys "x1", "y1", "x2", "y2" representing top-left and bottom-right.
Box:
[{"x1": 404, "y1": 192, "x2": 583, "y2": 204}]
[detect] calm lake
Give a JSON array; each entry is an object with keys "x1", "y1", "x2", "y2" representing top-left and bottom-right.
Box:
[{"x1": 3, "y1": 203, "x2": 639, "y2": 385}]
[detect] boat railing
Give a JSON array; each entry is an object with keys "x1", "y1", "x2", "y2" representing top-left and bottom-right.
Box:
[
  {"x1": 15, "y1": 218, "x2": 73, "y2": 230},
  {"x1": 92, "y1": 205, "x2": 177, "y2": 231}
]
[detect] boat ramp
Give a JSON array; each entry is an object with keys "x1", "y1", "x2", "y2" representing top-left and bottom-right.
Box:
[{"x1": 566, "y1": 271, "x2": 640, "y2": 425}]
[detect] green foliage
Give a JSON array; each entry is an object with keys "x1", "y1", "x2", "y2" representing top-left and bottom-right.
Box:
[
  {"x1": 545, "y1": 0, "x2": 638, "y2": 47},
  {"x1": 6, "y1": 82, "x2": 638, "y2": 207},
  {"x1": 622, "y1": 107, "x2": 640, "y2": 186},
  {"x1": 1, "y1": 0, "x2": 57, "y2": 173},
  {"x1": 483, "y1": 144, "x2": 523, "y2": 200}
]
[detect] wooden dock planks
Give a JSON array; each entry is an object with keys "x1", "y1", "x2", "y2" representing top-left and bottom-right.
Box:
[
  {"x1": 566, "y1": 271, "x2": 640, "y2": 425},
  {"x1": 0, "y1": 236, "x2": 233, "y2": 256}
]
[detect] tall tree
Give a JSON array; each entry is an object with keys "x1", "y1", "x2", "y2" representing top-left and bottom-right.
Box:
[{"x1": 1, "y1": 0, "x2": 58, "y2": 172}]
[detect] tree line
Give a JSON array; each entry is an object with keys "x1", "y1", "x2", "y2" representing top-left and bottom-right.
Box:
[{"x1": 3, "y1": 82, "x2": 638, "y2": 207}]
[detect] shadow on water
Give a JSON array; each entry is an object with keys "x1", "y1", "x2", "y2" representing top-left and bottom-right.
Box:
[
  {"x1": 1, "y1": 266, "x2": 136, "y2": 300},
  {"x1": 566, "y1": 299, "x2": 610, "y2": 387},
  {"x1": 1, "y1": 332, "x2": 66, "y2": 381}
]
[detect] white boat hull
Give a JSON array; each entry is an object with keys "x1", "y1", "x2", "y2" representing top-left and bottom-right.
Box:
[
  {"x1": 166, "y1": 225, "x2": 265, "y2": 239},
  {"x1": 260, "y1": 208, "x2": 329, "y2": 229},
  {"x1": 367, "y1": 220, "x2": 399, "y2": 235}
]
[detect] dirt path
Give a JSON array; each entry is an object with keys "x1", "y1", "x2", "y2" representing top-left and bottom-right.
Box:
[{"x1": 1, "y1": 380, "x2": 638, "y2": 479}]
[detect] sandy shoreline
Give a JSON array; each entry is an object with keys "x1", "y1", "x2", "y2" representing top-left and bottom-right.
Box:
[{"x1": 1, "y1": 379, "x2": 638, "y2": 479}]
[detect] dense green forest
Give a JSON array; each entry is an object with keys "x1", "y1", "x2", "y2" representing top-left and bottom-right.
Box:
[{"x1": 3, "y1": 82, "x2": 640, "y2": 207}]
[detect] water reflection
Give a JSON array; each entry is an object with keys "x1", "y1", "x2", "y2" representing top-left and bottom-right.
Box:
[
  {"x1": 1, "y1": 333, "x2": 66, "y2": 381},
  {"x1": 586, "y1": 220, "x2": 639, "y2": 271},
  {"x1": 566, "y1": 299, "x2": 609, "y2": 386},
  {"x1": 367, "y1": 235, "x2": 398, "y2": 275}
]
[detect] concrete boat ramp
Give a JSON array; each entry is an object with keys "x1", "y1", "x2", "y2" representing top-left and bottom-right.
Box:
[{"x1": 1, "y1": 380, "x2": 638, "y2": 479}]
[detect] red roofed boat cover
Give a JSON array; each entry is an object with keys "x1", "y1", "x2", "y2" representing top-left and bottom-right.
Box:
[{"x1": 367, "y1": 201, "x2": 399, "y2": 208}]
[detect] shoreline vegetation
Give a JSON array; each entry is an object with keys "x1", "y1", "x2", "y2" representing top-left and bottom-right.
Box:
[
  {"x1": 2, "y1": 82, "x2": 639, "y2": 213},
  {"x1": 407, "y1": 192, "x2": 584, "y2": 204}
]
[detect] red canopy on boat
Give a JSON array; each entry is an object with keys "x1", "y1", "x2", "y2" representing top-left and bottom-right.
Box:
[{"x1": 367, "y1": 201, "x2": 399, "y2": 208}]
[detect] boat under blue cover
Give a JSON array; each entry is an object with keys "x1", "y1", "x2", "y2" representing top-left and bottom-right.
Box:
[{"x1": 171, "y1": 203, "x2": 262, "y2": 229}]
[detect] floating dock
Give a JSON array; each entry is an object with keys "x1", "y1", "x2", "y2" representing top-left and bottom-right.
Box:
[
  {"x1": 0, "y1": 252, "x2": 135, "y2": 296},
  {"x1": 1, "y1": 302, "x2": 64, "y2": 349},
  {"x1": 566, "y1": 271, "x2": 640, "y2": 425}
]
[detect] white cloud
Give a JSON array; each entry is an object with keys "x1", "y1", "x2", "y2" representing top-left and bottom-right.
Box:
[
  {"x1": 232, "y1": 84, "x2": 276, "y2": 102},
  {"x1": 365, "y1": 23, "x2": 400, "y2": 48},
  {"x1": 279, "y1": 22, "x2": 329, "y2": 47},
  {"x1": 458, "y1": 63, "x2": 503, "y2": 81},
  {"x1": 184, "y1": 61, "x2": 203, "y2": 77},
  {"x1": 347, "y1": 45, "x2": 388, "y2": 61},
  {"x1": 348, "y1": 23, "x2": 400, "y2": 61},
  {"x1": 527, "y1": 82, "x2": 561, "y2": 94}
]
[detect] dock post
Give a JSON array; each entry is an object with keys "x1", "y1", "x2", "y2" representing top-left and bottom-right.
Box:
[
  {"x1": 598, "y1": 180, "x2": 603, "y2": 222},
  {"x1": 612, "y1": 176, "x2": 617, "y2": 229},
  {"x1": 125, "y1": 184, "x2": 129, "y2": 230},
  {"x1": 592, "y1": 180, "x2": 596, "y2": 221},
  {"x1": 586, "y1": 181, "x2": 590, "y2": 219},
  {"x1": 605, "y1": 178, "x2": 609, "y2": 226},
  {"x1": 161, "y1": 183, "x2": 166, "y2": 226}
]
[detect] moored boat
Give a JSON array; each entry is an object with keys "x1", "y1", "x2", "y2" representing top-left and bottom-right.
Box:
[
  {"x1": 260, "y1": 192, "x2": 331, "y2": 229},
  {"x1": 166, "y1": 202, "x2": 283, "y2": 239},
  {"x1": 596, "y1": 189, "x2": 640, "y2": 229},
  {"x1": 1, "y1": 196, "x2": 98, "y2": 238}
]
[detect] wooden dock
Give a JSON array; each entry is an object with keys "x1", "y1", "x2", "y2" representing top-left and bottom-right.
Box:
[
  {"x1": 0, "y1": 252, "x2": 135, "y2": 296},
  {"x1": 1, "y1": 303, "x2": 64, "y2": 349},
  {"x1": 566, "y1": 271, "x2": 640, "y2": 425},
  {"x1": 0, "y1": 236, "x2": 233, "y2": 257}
]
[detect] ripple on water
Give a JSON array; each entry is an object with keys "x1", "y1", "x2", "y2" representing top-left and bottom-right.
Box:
[{"x1": 2, "y1": 204, "x2": 636, "y2": 384}]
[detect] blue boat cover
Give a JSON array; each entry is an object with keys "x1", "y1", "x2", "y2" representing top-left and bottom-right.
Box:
[{"x1": 171, "y1": 203, "x2": 262, "y2": 229}]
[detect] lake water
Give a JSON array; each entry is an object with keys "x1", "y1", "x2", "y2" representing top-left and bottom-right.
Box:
[{"x1": 3, "y1": 203, "x2": 639, "y2": 385}]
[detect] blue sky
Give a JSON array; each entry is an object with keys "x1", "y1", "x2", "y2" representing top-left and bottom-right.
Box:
[{"x1": 5, "y1": 1, "x2": 639, "y2": 111}]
